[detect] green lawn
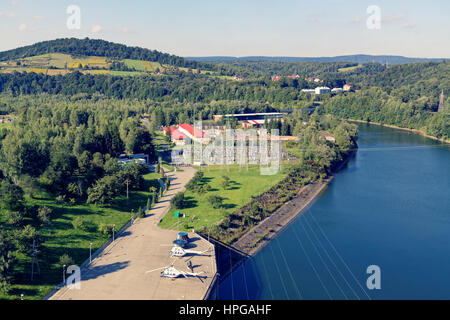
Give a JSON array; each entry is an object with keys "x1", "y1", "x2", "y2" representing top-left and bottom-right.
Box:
[
  {"x1": 158, "y1": 165, "x2": 285, "y2": 232},
  {"x1": 338, "y1": 65, "x2": 362, "y2": 73},
  {"x1": 122, "y1": 59, "x2": 148, "y2": 72},
  {"x1": 110, "y1": 70, "x2": 146, "y2": 77},
  {"x1": 0, "y1": 172, "x2": 162, "y2": 300}
]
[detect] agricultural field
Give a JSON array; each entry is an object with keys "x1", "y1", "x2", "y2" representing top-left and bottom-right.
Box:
[
  {"x1": 23, "y1": 53, "x2": 73, "y2": 69},
  {"x1": 143, "y1": 61, "x2": 163, "y2": 72},
  {"x1": 0, "y1": 53, "x2": 222, "y2": 78},
  {"x1": 122, "y1": 59, "x2": 148, "y2": 72},
  {"x1": 158, "y1": 165, "x2": 286, "y2": 232},
  {"x1": 0, "y1": 172, "x2": 162, "y2": 300},
  {"x1": 68, "y1": 56, "x2": 109, "y2": 69},
  {"x1": 338, "y1": 65, "x2": 362, "y2": 72}
]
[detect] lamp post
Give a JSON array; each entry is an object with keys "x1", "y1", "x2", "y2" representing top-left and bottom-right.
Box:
[
  {"x1": 20, "y1": 293, "x2": 24, "y2": 301},
  {"x1": 89, "y1": 242, "x2": 92, "y2": 263},
  {"x1": 113, "y1": 224, "x2": 116, "y2": 242},
  {"x1": 63, "y1": 264, "x2": 66, "y2": 285}
]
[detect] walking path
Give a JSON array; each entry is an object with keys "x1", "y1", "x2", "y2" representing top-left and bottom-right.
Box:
[{"x1": 49, "y1": 167, "x2": 217, "y2": 300}]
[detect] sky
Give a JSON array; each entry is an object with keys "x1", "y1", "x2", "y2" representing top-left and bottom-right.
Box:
[{"x1": 0, "y1": 0, "x2": 449, "y2": 58}]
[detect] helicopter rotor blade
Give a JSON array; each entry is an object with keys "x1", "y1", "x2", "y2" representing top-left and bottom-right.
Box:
[{"x1": 145, "y1": 266, "x2": 166, "y2": 274}]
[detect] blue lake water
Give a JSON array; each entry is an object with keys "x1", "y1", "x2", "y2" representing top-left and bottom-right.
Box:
[{"x1": 213, "y1": 123, "x2": 450, "y2": 300}]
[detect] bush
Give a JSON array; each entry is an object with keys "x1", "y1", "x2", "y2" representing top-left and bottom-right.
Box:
[
  {"x1": 98, "y1": 223, "x2": 114, "y2": 236},
  {"x1": 171, "y1": 192, "x2": 185, "y2": 209},
  {"x1": 72, "y1": 217, "x2": 88, "y2": 231},
  {"x1": 38, "y1": 206, "x2": 52, "y2": 226},
  {"x1": 138, "y1": 206, "x2": 145, "y2": 218},
  {"x1": 207, "y1": 195, "x2": 224, "y2": 209},
  {"x1": 6, "y1": 211, "x2": 24, "y2": 226},
  {"x1": 59, "y1": 254, "x2": 74, "y2": 267}
]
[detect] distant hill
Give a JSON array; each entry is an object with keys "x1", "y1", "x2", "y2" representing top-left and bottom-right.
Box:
[
  {"x1": 0, "y1": 38, "x2": 202, "y2": 69},
  {"x1": 187, "y1": 54, "x2": 447, "y2": 65}
]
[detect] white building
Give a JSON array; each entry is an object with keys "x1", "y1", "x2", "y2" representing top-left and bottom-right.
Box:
[
  {"x1": 331, "y1": 88, "x2": 343, "y2": 92},
  {"x1": 301, "y1": 89, "x2": 316, "y2": 94},
  {"x1": 315, "y1": 86, "x2": 331, "y2": 94}
]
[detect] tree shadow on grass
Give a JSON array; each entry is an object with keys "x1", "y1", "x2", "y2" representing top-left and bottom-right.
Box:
[
  {"x1": 82, "y1": 261, "x2": 130, "y2": 281},
  {"x1": 222, "y1": 203, "x2": 237, "y2": 210},
  {"x1": 183, "y1": 196, "x2": 198, "y2": 209}
]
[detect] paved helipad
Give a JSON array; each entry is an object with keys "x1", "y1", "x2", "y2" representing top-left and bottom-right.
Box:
[{"x1": 49, "y1": 167, "x2": 217, "y2": 300}]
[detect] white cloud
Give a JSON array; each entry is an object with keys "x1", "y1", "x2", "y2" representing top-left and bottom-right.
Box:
[
  {"x1": 351, "y1": 16, "x2": 361, "y2": 23},
  {"x1": 403, "y1": 22, "x2": 417, "y2": 29},
  {"x1": 18, "y1": 23, "x2": 27, "y2": 31},
  {"x1": 91, "y1": 25, "x2": 102, "y2": 33},
  {"x1": 33, "y1": 15, "x2": 45, "y2": 21},
  {"x1": 382, "y1": 14, "x2": 405, "y2": 23},
  {"x1": 11, "y1": 0, "x2": 18, "y2": 6}
]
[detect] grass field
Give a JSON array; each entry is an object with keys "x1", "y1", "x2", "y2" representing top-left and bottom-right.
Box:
[
  {"x1": 143, "y1": 61, "x2": 163, "y2": 72},
  {"x1": 0, "y1": 172, "x2": 162, "y2": 300},
  {"x1": 122, "y1": 59, "x2": 147, "y2": 72},
  {"x1": 110, "y1": 70, "x2": 146, "y2": 77},
  {"x1": 338, "y1": 65, "x2": 362, "y2": 72},
  {"x1": 158, "y1": 165, "x2": 285, "y2": 232},
  {"x1": 68, "y1": 56, "x2": 109, "y2": 69}
]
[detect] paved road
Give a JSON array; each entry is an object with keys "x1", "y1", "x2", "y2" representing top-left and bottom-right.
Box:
[{"x1": 49, "y1": 167, "x2": 217, "y2": 300}]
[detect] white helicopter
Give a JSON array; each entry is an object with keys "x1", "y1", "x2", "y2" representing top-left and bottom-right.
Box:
[
  {"x1": 169, "y1": 246, "x2": 210, "y2": 257},
  {"x1": 146, "y1": 265, "x2": 205, "y2": 279}
]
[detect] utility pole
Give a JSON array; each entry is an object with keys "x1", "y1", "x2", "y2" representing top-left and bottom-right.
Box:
[
  {"x1": 124, "y1": 179, "x2": 130, "y2": 203},
  {"x1": 30, "y1": 240, "x2": 40, "y2": 281}
]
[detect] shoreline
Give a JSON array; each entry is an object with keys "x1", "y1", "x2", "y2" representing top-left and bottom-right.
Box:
[
  {"x1": 232, "y1": 150, "x2": 356, "y2": 256},
  {"x1": 347, "y1": 119, "x2": 450, "y2": 144}
]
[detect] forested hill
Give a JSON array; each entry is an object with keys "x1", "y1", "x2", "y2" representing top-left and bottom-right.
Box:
[
  {"x1": 188, "y1": 54, "x2": 446, "y2": 64},
  {"x1": 0, "y1": 38, "x2": 204, "y2": 69}
]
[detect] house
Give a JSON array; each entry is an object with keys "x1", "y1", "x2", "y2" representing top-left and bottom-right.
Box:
[
  {"x1": 287, "y1": 74, "x2": 300, "y2": 79},
  {"x1": 118, "y1": 153, "x2": 149, "y2": 166},
  {"x1": 169, "y1": 126, "x2": 187, "y2": 145},
  {"x1": 178, "y1": 123, "x2": 208, "y2": 140},
  {"x1": 314, "y1": 78, "x2": 321, "y2": 83},
  {"x1": 271, "y1": 76, "x2": 281, "y2": 81},
  {"x1": 331, "y1": 88, "x2": 343, "y2": 92},
  {"x1": 315, "y1": 87, "x2": 331, "y2": 94},
  {"x1": 343, "y1": 84, "x2": 353, "y2": 91},
  {"x1": 319, "y1": 132, "x2": 336, "y2": 142}
]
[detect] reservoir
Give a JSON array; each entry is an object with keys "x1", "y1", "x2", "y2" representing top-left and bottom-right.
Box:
[{"x1": 212, "y1": 123, "x2": 450, "y2": 299}]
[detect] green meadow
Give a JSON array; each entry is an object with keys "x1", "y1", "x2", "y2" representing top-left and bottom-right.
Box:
[{"x1": 158, "y1": 165, "x2": 286, "y2": 232}]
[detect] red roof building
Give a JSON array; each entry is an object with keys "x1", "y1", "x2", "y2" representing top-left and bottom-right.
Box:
[
  {"x1": 169, "y1": 127, "x2": 187, "y2": 140},
  {"x1": 178, "y1": 123, "x2": 208, "y2": 139}
]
